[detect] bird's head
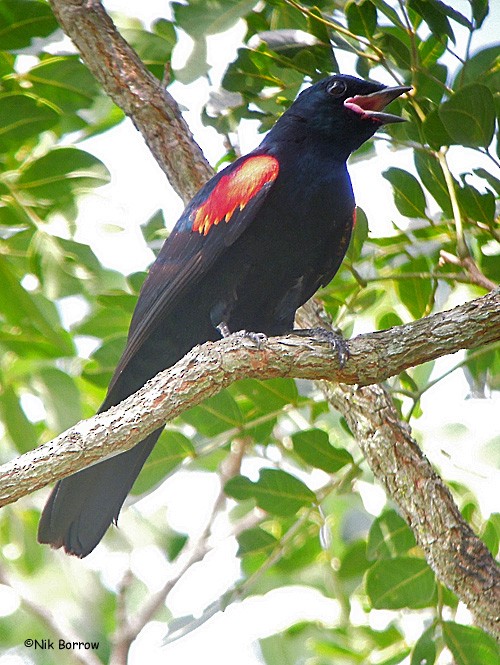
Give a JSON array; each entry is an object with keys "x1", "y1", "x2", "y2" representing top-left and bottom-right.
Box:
[{"x1": 269, "y1": 74, "x2": 411, "y2": 160}]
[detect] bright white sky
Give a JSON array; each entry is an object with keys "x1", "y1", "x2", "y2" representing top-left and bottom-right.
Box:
[{"x1": 36, "y1": 2, "x2": 500, "y2": 663}]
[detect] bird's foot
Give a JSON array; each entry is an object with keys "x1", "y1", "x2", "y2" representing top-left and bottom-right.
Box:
[
  {"x1": 292, "y1": 327, "x2": 349, "y2": 368},
  {"x1": 217, "y1": 322, "x2": 267, "y2": 349}
]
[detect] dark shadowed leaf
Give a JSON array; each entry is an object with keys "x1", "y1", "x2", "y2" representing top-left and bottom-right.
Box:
[
  {"x1": 234, "y1": 378, "x2": 298, "y2": 412},
  {"x1": 181, "y1": 389, "x2": 243, "y2": 436},
  {"x1": 346, "y1": 0, "x2": 377, "y2": 37},
  {"x1": 471, "y1": 0, "x2": 489, "y2": 28},
  {"x1": 408, "y1": 0, "x2": 455, "y2": 43},
  {"x1": 225, "y1": 468, "x2": 316, "y2": 516},
  {"x1": 457, "y1": 184, "x2": 495, "y2": 225},
  {"x1": 292, "y1": 429, "x2": 353, "y2": 473},
  {"x1": 439, "y1": 84, "x2": 495, "y2": 147},
  {"x1": 453, "y1": 46, "x2": 499, "y2": 93},
  {"x1": 383, "y1": 168, "x2": 428, "y2": 218},
  {"x1": 366, "y1": 557, "x2": 435, "y2": 609},
  {"x1": 423, "y1": 108, "x2": 453, "y2": 148},
  {"x1": 396, "y1": 256, "x2": 433, "y2": 319},
  {"x1": 414, "y1": 151, "x2": 453, "y2": 217}
]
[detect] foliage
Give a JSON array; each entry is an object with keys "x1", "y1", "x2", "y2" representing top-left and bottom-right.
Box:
[{"x1": 0, "y1": 0, "x2": 498, "y2": 663}]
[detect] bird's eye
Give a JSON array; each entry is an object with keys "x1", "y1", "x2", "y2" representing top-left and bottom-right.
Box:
[{"x1": 327, "y1": 80, "x2": 347, "y2": 97}]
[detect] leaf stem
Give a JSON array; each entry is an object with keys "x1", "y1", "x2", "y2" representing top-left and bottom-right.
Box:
[{"x1": 437, "y1": 150, "x2": 468, "y2": 258}]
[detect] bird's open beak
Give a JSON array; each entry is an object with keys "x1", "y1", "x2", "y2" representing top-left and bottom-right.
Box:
[{"x1": 344, "y1": 85, "x2": 412, "y2": 124}]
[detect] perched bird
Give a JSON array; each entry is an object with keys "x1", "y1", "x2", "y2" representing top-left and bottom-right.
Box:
[{"x1": 38, "y1": 74, "x2": 409, "y2": 557}]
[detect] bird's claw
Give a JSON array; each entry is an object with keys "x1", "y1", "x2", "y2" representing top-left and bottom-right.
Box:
[
  {"x1": 236, "y1": 330, "x2": 268, "y2": 349},
  {"x1": 294, "y1": 327, "x2": 349, "y2": 368},
  {"x1": 217, "y1": 321, "x2": 267, "y2": 349}
]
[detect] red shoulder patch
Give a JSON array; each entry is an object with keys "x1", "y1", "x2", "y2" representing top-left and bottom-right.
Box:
[{"x1": 192, "y1": 155, "x2": 279, "y2": 236}]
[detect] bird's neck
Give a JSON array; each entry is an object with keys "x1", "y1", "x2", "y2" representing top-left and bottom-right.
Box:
[{"x1": 260, "y1": 114, "x2": 353, "y2": 164}]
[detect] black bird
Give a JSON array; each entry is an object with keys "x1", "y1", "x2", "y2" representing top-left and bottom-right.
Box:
[{"x1": 38, "y1": 74, "x2": 410, "y2": 557}]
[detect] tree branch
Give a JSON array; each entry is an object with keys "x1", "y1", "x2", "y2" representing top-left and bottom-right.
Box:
[
  {"x1": 48, "y1": 0, "x2": 212, "y2": 202},
  {"x1": 1, "y1": 287, "x2": 498, "y2": 509},
  {"x1": 297, "y1": 294, "x2": 500, "y2": 639}
]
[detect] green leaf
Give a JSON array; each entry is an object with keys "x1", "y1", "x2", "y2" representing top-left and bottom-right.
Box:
[
  {"x1": 346, "y1": 1, "x2": 377, "y2": 37},
  {"x1": 121, "y1": 27, "x2": 176, "y2": 80},
  {"x1": 16, "y1": 147, "x2": 110, "y2": 202},
  {"x1": 173, "y1": 0, "x2": 258, "y2": 37},
  {"x1": 84, "y1": 336, "x2": 127, "y2": 387},
  {"x1": 236, "y1": 527, "x2": 278, "y2": 557},
  {"x1": 439, "y1": 84, "x2": 496, "y2": 148},
  {"x1": 481, "y1": 513, "x2": 500, "y2": 557},
  {"x1": 474, "y1": 168, "x2": 500, "y2": 196},
  {"x1": 225, "y1": 468, "x2": 316, "y2": 516},
  {"x1": 418, "y1": 36, "x2": 446, "y2": 67},
  {"x1": 408, "y1": 0, "x2": 455, "y2": 42},
  {"x1": 0, "y1": 93, "x2": 59, "y2": 152},
  {"x1": 457, "y1": 184, "x2": 495, "y2": 225},
  {"x1": 338, "y1": 540, "x2": 371, "y2": 579},
  {"x1": 131, "y1": 431, "x2": 195, "y2": 495},
  {"x1": 181, "y1": 389, "x2": 243, "y2": 436},
  {"x1": 411, "y1": 625, "x2": 436, "y2": 665},
  {"x1": 377, "y1": 29, "x2": 412, "y2": 69},
  {"x1": 365, "y1": 557, "x2": 436, "y2": 609},
  {"x1": 396, "y1": 256, "x2": 433, "y2": 319},
  {"x1": 383, "y1": 168, "x2": 428, "y2": 218},
  {"x1": 471, "y1": 0, "x2": 489, "y2": 28},
  {"x1": 442, "y1": 622, "x2": 500, "y2": 665},
  {"x1": 370, "y1": 0, "x2": 405, "y2": 28},
  {"x1": 423, "y1": 107, "x2": 454, "y2": 148},
  {"x1": 347, "y1": 206, "x2": 368, "y2": 262},
  {"x1": 0, "y1": 255, "x2": 73, "y2": 353},
  {"x1": 24, "y1": 56, "x2": 100, "y2": 112},
  {"x1": 0, "y1": 0, "x2": 58, "y2": 50},
  {"x1": 415, "y1": 63, "x2": 447, "y2": 105},
  {"x1": 234, "y1": 378, "x2": 298, "y2": 412},
  {"x1": 0, "y1": 384, "x2": 38, "y2": 453},
  {"x1": 414, "y1": 151, "x2": 453, "y2": 217},
  {"x1": 429, "y1": 1, "x2": 472, "y2": 29},
  {"x1": 292, "y1": 429, "x2": 353, "y2": 473},
  {"x1": 453, "y1": 46, "x2": 499, "y2": 93},
  {"x1": 33, "y1": 368, "x2": 82, "y2": 433},
  {"x1": 367, "y1": 510, "x2": 416, "y2": 560}
]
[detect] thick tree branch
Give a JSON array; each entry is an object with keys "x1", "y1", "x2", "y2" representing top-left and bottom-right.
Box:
[
  {"x1": 296, "y1": 302, "x2": 500, "y2": 640},
  {"x1": 48, "y1": 0, "x2": 212, "y2": 202},
  {"x1": 0, "y1": 287, "x2": 498, "y2": 509}
]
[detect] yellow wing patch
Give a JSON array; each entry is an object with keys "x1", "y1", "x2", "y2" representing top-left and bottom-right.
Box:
[{"x1": 192, "y1": 155, "x2": 280, "y2": 236}]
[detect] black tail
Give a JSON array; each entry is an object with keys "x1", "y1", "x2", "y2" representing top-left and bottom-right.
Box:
[{"x1": 37, "y1": 428, "x2": 162, "y2": 557}]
